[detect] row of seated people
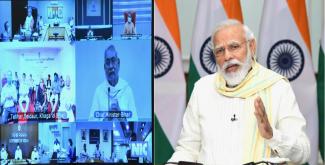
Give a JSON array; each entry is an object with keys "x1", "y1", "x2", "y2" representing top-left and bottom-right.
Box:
[
  {"x1": 0, "y1": 139, "x2": 76, "y2": 164},
  {"x1": 0, "y1": 72, "x2": 75, "y2": 123},
  {"x1": 0, "y1": 144, "x2": 39, "y2": 163},
  {"x1": 1, "y1": 11, "x2": 139, "y2": 42},
  {"x1": 0, "y1": 6, "x2": 75, "y2": 42},
  {"x1": 77, "y1": 143, "x2": 141, "y2": 163}
]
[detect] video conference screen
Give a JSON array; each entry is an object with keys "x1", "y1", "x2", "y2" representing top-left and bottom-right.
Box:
[{"x1": 0, "y1": 0, "x2": 152, "y2": 164}]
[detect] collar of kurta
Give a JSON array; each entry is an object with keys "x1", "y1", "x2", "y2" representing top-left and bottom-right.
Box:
[
  {"x1": 216, "y1": 60, "x2": 287, "y2": 163},
  {"x1": 106, "y1": 78, "x2": 128, "y2": 98},
  {"x1": 216, "y1": 60, "x2": 286, "y2": 99}
]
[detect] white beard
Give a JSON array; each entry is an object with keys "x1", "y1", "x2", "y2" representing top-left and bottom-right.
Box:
[{"x1": 217, "y1": 48, "x2": 253, "y2": 87}]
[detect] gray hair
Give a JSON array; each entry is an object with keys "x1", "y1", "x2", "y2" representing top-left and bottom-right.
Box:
[
  {"x1": 104, "y1": 45, "x2": 118, "y2": 58},
  {"x1": 211, "y1": 19, "x2": 255, "y2": 49}
]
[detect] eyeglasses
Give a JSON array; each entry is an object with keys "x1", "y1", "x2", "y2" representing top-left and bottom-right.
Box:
[
  {"x1": 213, "y1": 40, "x2": 248, "y2": 57},
  {"x1": 105, "y1": 57, "x2": 119, "y2": 66}
]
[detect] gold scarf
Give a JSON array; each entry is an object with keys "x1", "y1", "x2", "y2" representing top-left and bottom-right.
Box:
[{"x1": 216, "y1": 61, "x2": 286, "y2": 163}]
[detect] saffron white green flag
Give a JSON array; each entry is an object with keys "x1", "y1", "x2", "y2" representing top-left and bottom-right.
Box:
[
  {"x1": 187, "y1": 0, "x2": 243, "y2": 99},
  {"x1": 257, "y1": 1, "x2": 318, "y2": 164},
  {"x1": 154, "y1": 0, "x2": 186, "y2": 164},
  {"x1": 317, "y1": 10, "x2": 324, "y2": 163}
]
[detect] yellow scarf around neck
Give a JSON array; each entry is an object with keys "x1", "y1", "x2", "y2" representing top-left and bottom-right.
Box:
[{"x1": 215, "y1": 61, "x2": 286, "y2": 163}]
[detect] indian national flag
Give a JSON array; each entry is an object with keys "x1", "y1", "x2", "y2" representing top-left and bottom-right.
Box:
[
  {"x1": 318, "y1": 15, "x2": 324, "y2": 163},
  {"x1": 187, "y1": 0, "x2": 243, "y2": 99},
  {"x1": 257, "y1": 1, "x2": 318, "y2": 164},
  {"x1": 154, "y1": 0, "x2": 186, "y2": 164}
]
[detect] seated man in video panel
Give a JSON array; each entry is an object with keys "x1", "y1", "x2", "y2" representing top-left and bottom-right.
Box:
[
  {"x1": 14, "y1": 144, "x2": 23, "y2": 160},
  {"x1": 51, "y1": 138, "x2": 61, "y2": 159},
  {"x1": 123, "y1": 14, "x2": 136, "y2": 35},
  {"x1": 0, "y1": 144, "x2": 8, "y2": 160},
  {"x1": 87, "y1": 25, "x2": 94, "y2": 39},
  {"x1": 89, "y1": 45, "x2": 138, "y2": 121},
  {"x1": 19, "y1": 73, "x2": 30, "y2": 113},
  {"x1": 31, "y1": 146, "x2": 39, "y2": 160},
  {"x1": 58, "y1": 75, "x2": 75, "y2": 122},
  {"x1": 50, "y1": 73, "x2": 61, "y2": 113},
  {"x1": 36, "y1": 79, "x2": 47, "y2": 112},
  {"x1": 22, "y1": 6, "x2": 35, "y2": 40},
  {"x1": 1, "y1": 71, "x2": 17, "y2": 124},
  {"x1": 1, "y1": 21, "x2": 11, "y2": 42},
  {"x1": 79, "y1": 143, "x2": 89, "y2": 161},
  {"x1": 93, "y1": 143, "x2": 102, "y2": 160}
]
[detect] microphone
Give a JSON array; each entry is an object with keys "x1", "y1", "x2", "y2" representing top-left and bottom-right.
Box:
[
  {"x1": 104, "y1": 87, "x2": 111, "y2": 121},
  {"x1": 107, "y1": 87, "x2": 110, "y2": 111},
  {"x1": 231, "y1": 114, "x2": 237, "y2": 121}
]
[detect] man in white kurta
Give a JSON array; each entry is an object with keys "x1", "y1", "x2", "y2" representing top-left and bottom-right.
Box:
[
  {"x1": 89, "y1": 45, "x2": 138, "y2": 121},
  {"x1": 123, "y1": 14, "x2": 136, "y2": 35},
  {"x1": 31, "y1": 146, "x2": 39, "y2": 160},
  {"x1": 168, "y1": 20, "x2": 310, "y2": 165},
  {"x1": 58, "y1": 75, "x2": 75, "y2": 122},
  {"x1": 0, "y1": 144, "x2": 8, "y2": 160},
  {"x1": 24, "y1": 7, "x2": 34, "y2": 31},
  {"x1": 15, "y1": 145, "x2": 23, "y2": 160},
  {"x1": 89, "y1": 78, "x2": 137, "y2": 121},
  {"x1": 19, "y1": 73, "x2": 30, "y2": 113},
  {"x1": 1, "y1": 71, "x2": 17, "y2": 123}
]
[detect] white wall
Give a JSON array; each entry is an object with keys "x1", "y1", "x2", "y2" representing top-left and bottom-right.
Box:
[
  {"x1": 0, "y1": 1, "x2": 12, "y2": 37},
  {"x1": 176, "y1": 0, "x2": 323, "y2": 73},
  {"x1": 0, "y1": 42, "x2": 76, "y2": 98},
  {"x1": 38, "y1": 122, "x2": 76, "y2": 155}
]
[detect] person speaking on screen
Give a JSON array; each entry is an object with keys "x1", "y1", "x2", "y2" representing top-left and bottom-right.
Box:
[
  {"x1": 123, "y1": 13, "x2": 136, "y2": 35},
  {"x1": 167, "y1": 19, "x2": 310, "y2": 165},
  {"x1": 89, "y1": 45, "x2": 138, "y2": 121}
]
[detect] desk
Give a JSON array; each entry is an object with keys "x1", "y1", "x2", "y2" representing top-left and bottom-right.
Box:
[
  {"x1": 41, "y1": 23, "x2": 73, "y2": 41},
  {"x1": 2, "y1": 159, "x2": 28, "y2": 165},
  {"x1": 12, "y1": 23, "x2": 73, "y2": 42},
  {"x1": 47, "y1": 27, "x2": 66, "y2": 41},
  {"x1": 120, "y1": 34, "x2": 142, "y2": 40},
  {"x1": 79, "y1": 36, "x2": 104, "y2": 41}
]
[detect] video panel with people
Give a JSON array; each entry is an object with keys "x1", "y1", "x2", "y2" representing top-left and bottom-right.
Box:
[
  {"x1": 0, "y1": 42, "x2": 76, "y2": 124},
  {"x1": 0, "y1": 1, "x2": 152, "y2": 164},
  {"x1": 38, "y1": 122, "x2": 77, "y2": 164},
  {"x1": 111, "y1": 122, "x2": 152, "y2": 163},
  {"x1": 75, "y1": 40, "x2": 151, "y2": 122},
  {"x1": 75, "y1": 121, "x2": 152, "y2": 164},
  {"x1": 0, "y1": 122, "x2": 76, "y2": 164},
  {"x1": 0, "y1": 123, "x2": 38, "y2": 164},
  {"x1": 0, "y1": 0, "x2": 76, "y2": 42},
  {"x1": 75, "y1": 0, "x2": 113, "y2": 41},
  {"x1": 113, "y1": 0, "x2": 152, "y2": 39}
]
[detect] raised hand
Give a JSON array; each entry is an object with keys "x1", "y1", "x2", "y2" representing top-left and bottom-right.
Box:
[{"x1": 254, "y1": 96, "x2": 273, "y2": 139}]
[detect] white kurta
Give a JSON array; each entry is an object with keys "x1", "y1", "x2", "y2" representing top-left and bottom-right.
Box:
[
  {"x1": 168, "y1": 73, "x2": 310, "y2": 165},
  {"x1": 0, "y1": 83, "x2": 17, "y2": 108},
  {"x1": 31, "y1": 150, "x2": 39, "y2": 160},
  {"x1": 24, "y1": 16, "x2": 33, "y2": 31},
  {"x1": 89, "y1": 78, "x2": 138, "y2": 121},
  {"x1": 15, "y1": 149, "x2": 22, "y2": 160},
  {"x1": 0, "y1": 149, "x2": 8, "y2": 160},
  {"x1": 59, "y1": 86, "x2": 75, "y2": 122}
]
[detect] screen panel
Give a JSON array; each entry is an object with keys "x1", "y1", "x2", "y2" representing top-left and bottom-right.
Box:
[{"x1": 0, "y1": 0, "x2": 152, "y2": 164}]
